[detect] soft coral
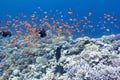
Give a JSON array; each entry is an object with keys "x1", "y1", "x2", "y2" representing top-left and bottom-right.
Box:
[{"x1": 114, "y1": 34, "x2": 120, "y2": 40}]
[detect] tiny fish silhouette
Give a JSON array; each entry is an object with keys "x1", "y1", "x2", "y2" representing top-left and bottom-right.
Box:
[{"x1": 55, "y1": 46, "x2": 62, "y2": 62}]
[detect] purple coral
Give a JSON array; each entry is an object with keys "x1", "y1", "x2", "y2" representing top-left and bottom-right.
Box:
[
  {"x1": 114, "y1": 34, "x2": 120, "y2": 40},
  {"x1": 66, "y1": 61, "x2": 120, "y2": 80}
]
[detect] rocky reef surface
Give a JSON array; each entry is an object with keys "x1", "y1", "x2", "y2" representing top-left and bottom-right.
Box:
[{"x1": 0, "y1": 34, "x2": 120, "y2": 80}]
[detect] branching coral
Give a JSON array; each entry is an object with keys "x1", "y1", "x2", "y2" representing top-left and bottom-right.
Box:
[{"x1": 66, "y1": 60, "x2": 120, "y2": 80}]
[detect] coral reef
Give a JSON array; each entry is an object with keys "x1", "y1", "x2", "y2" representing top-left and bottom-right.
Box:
[{"x1": 0, "y1": 34, "x2": 120, "y2": 80}]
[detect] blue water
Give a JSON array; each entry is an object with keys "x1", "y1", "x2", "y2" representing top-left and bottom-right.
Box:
[{"x1": 0, "y1": 0, "x2": 120, "y2": 38}]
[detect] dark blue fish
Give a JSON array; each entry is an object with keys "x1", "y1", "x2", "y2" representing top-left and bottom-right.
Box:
[
  {"x1": 37, "y1": 28, "x2": 46, "y2": 38},
  {"x1": 55, "y1": 46, "x2": 62, "y2": 62},
  {"x1": 0, "y1": 30, "x2": 12, "y2": 37}
]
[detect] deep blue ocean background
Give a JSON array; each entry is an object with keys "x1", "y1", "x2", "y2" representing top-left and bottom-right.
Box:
[{"x1": 0, "y1": 0, "x2": 120, "y2": 38}]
